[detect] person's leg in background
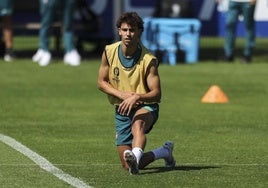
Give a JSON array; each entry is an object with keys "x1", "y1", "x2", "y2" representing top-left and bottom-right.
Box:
[
  {"x1": 32, "y1": 0, "x2": 57, "y2": 66},
  {"x1": 241, "y1": 2, "x2": 256, "y2": 63},
  {"x1": 224, "y1": 1, "x2": 240, "y2": 62},
  {"x1": 0, "y1": 0, "x2": 15, "y2": 62},
  {"x1": 62, "y1": 0, "x2": 81, "y2": 66},
  {"x1": 2, "y1": 15, "x2": 14, "y2": 62}
]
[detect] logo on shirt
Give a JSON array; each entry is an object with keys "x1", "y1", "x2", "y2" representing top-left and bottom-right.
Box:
[{"x1": 112, "y1": 67, "x2": 120, "y2": 83}]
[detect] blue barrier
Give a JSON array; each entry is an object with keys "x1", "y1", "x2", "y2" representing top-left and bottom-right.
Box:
[{"x1": 142, "y1": 18, "x2": 201, "y2": 64}]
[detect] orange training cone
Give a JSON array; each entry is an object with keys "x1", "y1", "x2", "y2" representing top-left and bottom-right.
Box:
[{"x1": 201, "y1": 85, "x2": 229, "y2": 103}]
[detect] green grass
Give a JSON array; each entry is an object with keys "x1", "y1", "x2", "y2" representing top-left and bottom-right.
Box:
[{"x1": 0, "y1": 37, "x2": 268, "y2": 187}]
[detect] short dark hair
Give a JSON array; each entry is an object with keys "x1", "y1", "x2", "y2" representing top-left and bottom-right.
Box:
[{"x1": 116, "y1": 12, "x2": 144, "y2": 32}]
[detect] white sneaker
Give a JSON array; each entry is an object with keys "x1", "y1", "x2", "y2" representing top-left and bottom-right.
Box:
[
  {"x1": 32, "y1": 49, "x2": 45, "y2": 62},
  {"x1": 4, "y1": 49, "x2": 15, "y2": 62},
  {"x1": 38, "y1": 51, "x2": 51, "y2": 66},
  {"x1": 124, "y1": 150, "x2": 139, "y2": 175},
  {"x1": 4, "y1": 54, "x2": 13, "y2": 62},
  {"x1": 64, "y1": 49, "x2": 81, "y2": 66},
  {"x1": 163, "y1": 141, "x2": 176, "y2": 168}
]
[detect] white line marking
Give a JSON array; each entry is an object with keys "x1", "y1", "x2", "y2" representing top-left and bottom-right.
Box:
[{"x1": 0, "y1": 133, "x2": 92, "y2": 188}]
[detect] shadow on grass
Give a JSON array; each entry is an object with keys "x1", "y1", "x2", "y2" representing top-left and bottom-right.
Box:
[{"x1": 141, "y1": 165, "x2": 220, "y2": 175}]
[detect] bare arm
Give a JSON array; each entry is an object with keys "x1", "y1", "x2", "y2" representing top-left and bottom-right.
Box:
[
  {"x1": 97, "y1": 51, "x2": 133, "y2": 100},
  {"x1": 138, "y1": 59, "x2": 161, "y2": 103},
  {"x1": 98, "y1": 51, "x2": 120, "y2": 98}
]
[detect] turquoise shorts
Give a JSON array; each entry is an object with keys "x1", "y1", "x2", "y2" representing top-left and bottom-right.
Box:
[
  {"x1": 0, "y1": 0, "x2": 13, "y2": 16},
  {"x1": 115, "y1": 103, "x2": 159, "y2": 146}
]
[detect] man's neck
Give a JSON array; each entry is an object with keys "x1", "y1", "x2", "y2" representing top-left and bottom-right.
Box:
[{"x1": 121, "y1": 42, "x2": 138, "y2": 58}]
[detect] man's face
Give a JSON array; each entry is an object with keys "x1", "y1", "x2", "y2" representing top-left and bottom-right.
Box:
[{"x1": 118, "y1": 23, "x2": 142, "y2": 47}]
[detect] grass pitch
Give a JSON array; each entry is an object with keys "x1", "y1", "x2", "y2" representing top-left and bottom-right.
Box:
[{"x1": 0, "y1": 37, "x2": 267, "y2": 187}]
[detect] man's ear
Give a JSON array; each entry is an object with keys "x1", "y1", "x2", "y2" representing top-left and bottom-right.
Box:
[{"x1": 118, "y1": 28, "x2": 122, "y2": 36}]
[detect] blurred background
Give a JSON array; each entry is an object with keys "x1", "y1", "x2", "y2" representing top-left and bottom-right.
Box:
[{"x1": 1, "y1": 0, "x2": 268, "y2": 60}]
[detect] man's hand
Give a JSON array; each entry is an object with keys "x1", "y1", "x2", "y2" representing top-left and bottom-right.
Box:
[{"x1": 118, "y1": 93, "x2": 141, "y2": 116}]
